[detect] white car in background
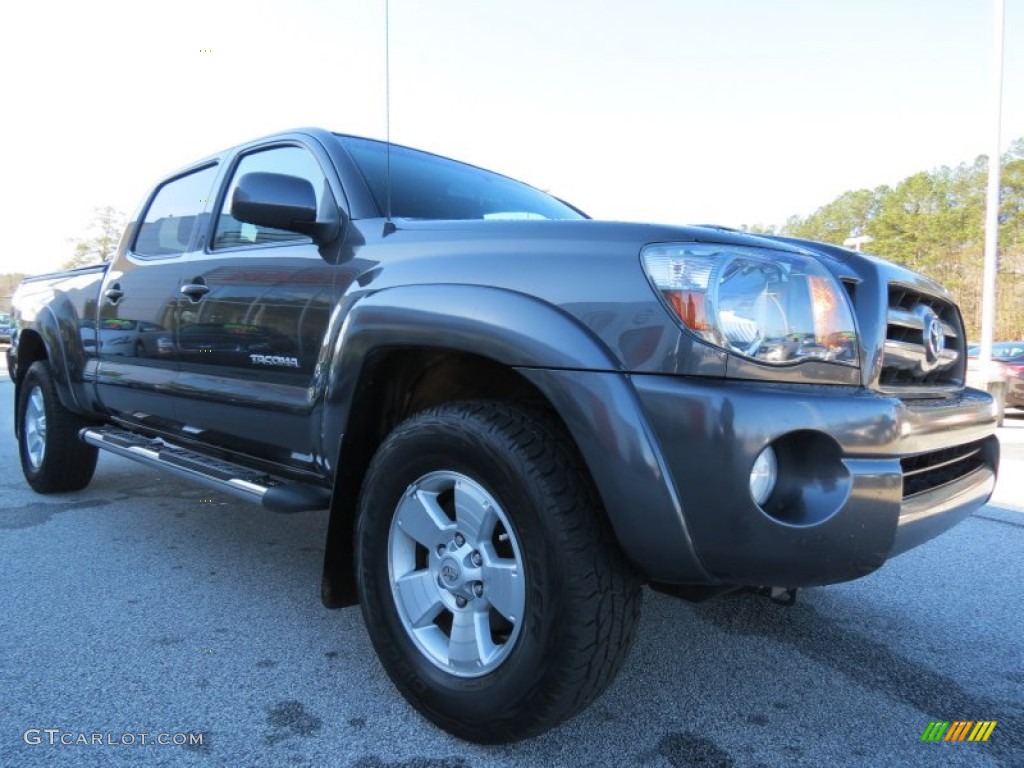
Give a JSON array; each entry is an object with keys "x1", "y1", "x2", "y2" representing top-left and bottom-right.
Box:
[{"x1": 967, "y1": 341, "x2": 1024, "y2": 425}]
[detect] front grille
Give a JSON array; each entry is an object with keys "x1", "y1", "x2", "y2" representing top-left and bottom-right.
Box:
[
  {"x1": 901, "y1": 440, "x2": 986, "y2": 498},
  {"x1": 879, "y1": 285, "x2": 963, "y2": 389}
]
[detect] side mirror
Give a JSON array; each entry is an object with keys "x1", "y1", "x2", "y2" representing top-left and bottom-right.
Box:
[{"x1": 231, "y1": 172, "x2": 342, "y2": 245}]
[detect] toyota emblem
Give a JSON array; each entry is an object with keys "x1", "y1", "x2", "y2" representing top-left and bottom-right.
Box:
[
  {"x1": 440, "y1": 560, "x2": 461, "y2": 585},
  {"x1": 923, "y1": 310, "x2": 945, "y2": 362}
]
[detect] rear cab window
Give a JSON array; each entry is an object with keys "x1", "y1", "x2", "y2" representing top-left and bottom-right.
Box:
[{"x1": 133, "y1": 164, "x2": 220, "y2": 257}]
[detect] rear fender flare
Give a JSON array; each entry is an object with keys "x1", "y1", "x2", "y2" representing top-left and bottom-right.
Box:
[{"x1": 13, "y1": 301, "x2": 91, "y2": 434}]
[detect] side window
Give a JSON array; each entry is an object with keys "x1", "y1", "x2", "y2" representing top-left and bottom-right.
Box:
[
  {"x1": 133, "y1": 165, "x2": 219, "y2": 257},
  {"x1": 213, "y1": 146, "x2": 328, "y2": 250}
]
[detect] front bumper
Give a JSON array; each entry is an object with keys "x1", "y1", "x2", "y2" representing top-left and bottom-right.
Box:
[{"x1": 633, "y1": 376, "x2": 999, "y2": 587}]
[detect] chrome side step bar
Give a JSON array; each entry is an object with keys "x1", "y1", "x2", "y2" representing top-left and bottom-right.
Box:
[{"x1": 80, "y1": 427, "x2": 331, "y2": 513}]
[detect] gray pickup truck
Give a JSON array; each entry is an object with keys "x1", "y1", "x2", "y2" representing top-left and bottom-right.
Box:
[{"x1": 8, "y1": 128, "x2": 999, "y2": 742}]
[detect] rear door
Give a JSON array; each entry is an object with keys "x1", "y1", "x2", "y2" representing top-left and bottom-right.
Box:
[
  {"x1": 169, "y1": 142, "x2": 342, "y2": 476},
  {"x1": 95, "y1": 163, "x2": 219, "y2": 429}
]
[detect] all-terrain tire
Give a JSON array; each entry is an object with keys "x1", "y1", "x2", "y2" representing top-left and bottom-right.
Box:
[
  {"x1": 356, "y1": 401, "x2": 642, "y2": 743},
  {"x1": 17, "y1": 360, "x2": 98, "y2": 493}
]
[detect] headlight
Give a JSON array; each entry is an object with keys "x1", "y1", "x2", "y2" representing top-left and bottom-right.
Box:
[{"x1": 641, "y1": 243, "x2": 858, "y2": 367}]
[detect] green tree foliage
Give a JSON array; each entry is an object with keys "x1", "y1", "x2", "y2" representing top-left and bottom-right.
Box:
[
  {"x1": 782, "y1": 139, "x2": 1024, "y2": 340},
  {"x1": 64, "y1": 206, "x2": 127, "y2": 269},
  {"x1": 1000, "y1": 138, "x2": 1024, "y2": 256},
  {"x1": 786, "y1": 188, "x2": 881, "y2": 246}
]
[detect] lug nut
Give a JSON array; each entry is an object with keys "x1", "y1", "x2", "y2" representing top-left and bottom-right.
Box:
[
  {"x1": 470, "y1": 551, "x2": 482, "y2": 567},
  {"x1": 454, "y1": 533, "x2": 466, "y2": 547},
  {"x1": 436, "y1": 544, "x2": 447, "y2": 557},
  {"x1": 455, "y1": 595, "x2": 468, "y2": 608},
  {"x1": 472, "y1": 582, "x2": 484, "y2": 598}
]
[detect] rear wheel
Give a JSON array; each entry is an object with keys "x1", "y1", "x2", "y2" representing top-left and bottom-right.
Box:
[
  {"x1": 356, "y1": 401, "x2": 641, "y2": 743},
  {"x1": 18, "y1": 360, "x2": 98, "y2": 493}
]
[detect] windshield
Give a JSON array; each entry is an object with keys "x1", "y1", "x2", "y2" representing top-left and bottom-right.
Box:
[{"x1": 336, "y1": 135, "x2": 585, "y2": 222}]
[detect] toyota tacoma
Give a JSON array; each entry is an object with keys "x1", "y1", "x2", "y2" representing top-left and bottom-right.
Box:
[{"x1": 7, "y1": 128, "x2": 1000, "y2": 742}]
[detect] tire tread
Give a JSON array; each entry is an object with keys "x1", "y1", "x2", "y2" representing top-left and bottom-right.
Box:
[{"x1": 358, "y1": 400, "x2": 641, "y2": 743}]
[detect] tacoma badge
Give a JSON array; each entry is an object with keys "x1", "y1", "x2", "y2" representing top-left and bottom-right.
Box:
[{"x1": 249, "y1": 354, "x2": 300, "y2": 368}]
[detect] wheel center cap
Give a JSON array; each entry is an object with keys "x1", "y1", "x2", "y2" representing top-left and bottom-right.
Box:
[{"x1": 439, "y1": 557, "x2": 462, "y2": 587}]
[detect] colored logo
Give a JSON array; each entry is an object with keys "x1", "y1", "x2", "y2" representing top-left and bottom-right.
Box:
[{"x1": 921, "y1": 721, "x2": 997, "y2": 742}]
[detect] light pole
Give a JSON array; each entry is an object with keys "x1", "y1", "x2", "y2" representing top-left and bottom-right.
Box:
[{"x1": 979, "y1": 0, "x2": 1005, "y2": 368}]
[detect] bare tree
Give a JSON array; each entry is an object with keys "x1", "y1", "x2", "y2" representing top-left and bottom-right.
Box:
[{"x1": 64, "y1": 206, "x2": 127, "y2": 268}]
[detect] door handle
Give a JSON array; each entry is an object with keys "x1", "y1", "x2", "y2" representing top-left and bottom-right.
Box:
[
  {"x1": 104, "y1": 283, "x2": 124, "y2": 303},
  {"x1": 180, "y1": 283, "x2": 210, "y2": 301}
]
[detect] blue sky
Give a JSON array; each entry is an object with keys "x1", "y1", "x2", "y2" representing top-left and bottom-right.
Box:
[{"x1": 1, "y1": 0, "x2": 1021, "y2": 275}]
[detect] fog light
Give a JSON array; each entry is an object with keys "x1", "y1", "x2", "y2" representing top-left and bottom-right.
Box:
[{"x1": 750, "y1": 446, "x2": 778, "y2": 506}]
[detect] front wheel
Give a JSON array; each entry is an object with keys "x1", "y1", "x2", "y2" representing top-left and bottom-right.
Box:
[
  {"x1": 17, "y1": 360, "x2": 98, "y2": 493},
  {"x1": 356, "y1": 401, "x2": 642, "y2": 743}
]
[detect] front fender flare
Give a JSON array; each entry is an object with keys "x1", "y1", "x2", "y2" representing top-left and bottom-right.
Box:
[
  {"x1": 319, "y1": 285, "x2": 709, "y2": 606},
  {"x1": 320, "y1": 284, "x2": 624, "y2": 452}
]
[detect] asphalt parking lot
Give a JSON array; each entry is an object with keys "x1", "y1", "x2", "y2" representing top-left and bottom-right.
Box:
[{"x1": 0, "y1": 358, "x2": 1021, "y2": 768}]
